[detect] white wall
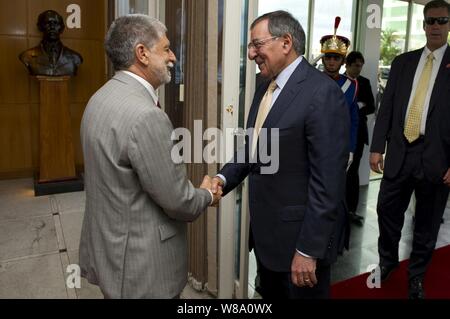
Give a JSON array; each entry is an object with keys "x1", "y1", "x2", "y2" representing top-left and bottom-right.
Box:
[{"x1": 356, "y1": 0, "x2": 383, "y2": 186}]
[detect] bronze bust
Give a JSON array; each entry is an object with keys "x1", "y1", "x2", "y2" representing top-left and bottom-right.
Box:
[{"x1": 19, "y1": 10, "x2": 83, "y2": 76}]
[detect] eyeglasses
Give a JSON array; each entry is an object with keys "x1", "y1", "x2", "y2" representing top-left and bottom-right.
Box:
[
  {"x1": 424, "y1": 17, "x2": 449, "y2": 25},
  {"x1": 247, "y1": 36, "x2": 279, "y2": 50}
]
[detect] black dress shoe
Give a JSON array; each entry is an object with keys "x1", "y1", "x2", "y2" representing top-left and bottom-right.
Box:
[
  {"x1": 380, "y1": 263, "x2": 399, "y2": 282},
  {"x1": 349, "y1": 211, "x2": 364, "y2": 226},
  {"x1": 409, "y1": 277, "x2": 425, "y2": 299}
]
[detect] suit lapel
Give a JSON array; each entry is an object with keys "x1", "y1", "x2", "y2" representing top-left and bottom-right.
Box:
[
  {"x1": 253, "y1": 59, "x2": 309, "y2": 155},
  {"x1": 247, "y1": 59, "x2": 310, "y2": 131},
  {"x1": 427, "y1": 46, "x2": 450, "y2": 118},
  {"x1": 262, "y1": 59, "x2": 309, "y2": 130}
]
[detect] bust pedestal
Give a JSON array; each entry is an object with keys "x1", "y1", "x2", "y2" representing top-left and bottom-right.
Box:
[{"x1": 34, "y1": 76, "x2": 83, "y2": 196}]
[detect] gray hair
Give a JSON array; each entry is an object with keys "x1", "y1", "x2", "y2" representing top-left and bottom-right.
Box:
[
  {"x1": 251, "y1": 10, "x2": 306, "y2": 55},
  {"x1": 105, "y1": 14, "x2": 167, "y2": 70}
]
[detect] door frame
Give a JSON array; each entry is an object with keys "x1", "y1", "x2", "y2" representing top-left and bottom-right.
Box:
[
  {"x1": 217, "y1": 0, "x2": 242, "y2": 299},
  {"x1": 234, "y1": 0, "x2": 258, "y2": 299},
  {"x1": 217, "y1": 0, "x2": 259, "y2": 299}
]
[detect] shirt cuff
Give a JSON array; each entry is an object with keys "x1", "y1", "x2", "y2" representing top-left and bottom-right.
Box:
[
  {"x1": 296, "y1": 249, "x2": 315, "y2": 259},
  {"x1": 215, "y1": 174, "x2": 227, "y2": 188},
  {"x1": 206, "y1": 189, "x2": 214, "y2": 206}
]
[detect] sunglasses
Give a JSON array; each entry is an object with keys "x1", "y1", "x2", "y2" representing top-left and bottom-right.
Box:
[{"x1": 424, "y1": 17, "x2": 449, "y2": 25}]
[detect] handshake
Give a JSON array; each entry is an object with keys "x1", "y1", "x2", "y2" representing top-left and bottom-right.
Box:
[{"x1": 200, "y1": 175, "x2": 224, "y2": 207}]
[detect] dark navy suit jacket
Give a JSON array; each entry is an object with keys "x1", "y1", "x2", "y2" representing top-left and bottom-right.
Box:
[
  {"x1": 220, "y1": 59, "x2": 350, "y2": 272},
  {"x1": 371, "y1": 46, "x2": 450, "y2": 184}
]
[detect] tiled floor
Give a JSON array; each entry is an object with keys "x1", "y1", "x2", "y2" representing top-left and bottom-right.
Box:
[
  {"x1": 0, "y1": 178, "x2": 449, "y2": 299},
  {"x1": 0, "y1": 178, "x2": 213, "y2": 299},
  {"x1": 0, "y1": 179, "x2": 102, "y2": 299}
]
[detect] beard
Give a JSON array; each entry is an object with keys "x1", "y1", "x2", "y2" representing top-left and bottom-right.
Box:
[{"x1": 154, "y1": 59, "x2": 173, "y2": 84}]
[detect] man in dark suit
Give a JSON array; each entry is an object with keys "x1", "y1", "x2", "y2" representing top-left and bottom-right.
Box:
[
  {"x1": 370, "y1": 0, "x2": 450, "y2": 299},
  {"x1": 212, "y1": 11, "x2": 349, "y2": 299},
  {"x1": 344, "y1": 51, "x2": 375, "y2": 223}
]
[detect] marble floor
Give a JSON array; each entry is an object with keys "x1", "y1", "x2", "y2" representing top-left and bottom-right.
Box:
[{"x1": 0, "y1": 178, "x2": 449, "y2": 299}]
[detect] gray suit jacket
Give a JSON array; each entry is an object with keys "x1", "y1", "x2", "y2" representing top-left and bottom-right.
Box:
[{"x1": 79, "y1": 72, "x2": 211, "y2": 298}]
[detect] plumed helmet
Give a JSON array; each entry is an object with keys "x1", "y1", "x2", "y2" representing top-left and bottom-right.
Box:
[{"x1": 320, "y1": 17, "x2": 350, "y2": 56}]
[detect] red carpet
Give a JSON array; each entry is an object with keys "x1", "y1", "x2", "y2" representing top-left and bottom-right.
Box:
[{"x1": 331, "y1": 245, "x2": 450, "y2": 299}]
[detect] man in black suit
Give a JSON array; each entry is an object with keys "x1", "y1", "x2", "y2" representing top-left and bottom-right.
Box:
[
  {"x1": 344, "y1": 51, "x2": 375, "y2": 224},
  {"x1": 212, "y1": 11, "x2": 349, "y2": 299},
  {"x1": 370, "y1": 0, "x2": 450, "y2": 299}
]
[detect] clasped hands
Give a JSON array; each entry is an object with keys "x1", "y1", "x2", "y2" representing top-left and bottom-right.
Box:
[{"x1": 200, "y1": 176, "x2": 225, "y2": 206}]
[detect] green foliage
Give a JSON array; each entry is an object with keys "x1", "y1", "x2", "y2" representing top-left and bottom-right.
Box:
[{"x1": 380, "y1": 28, "x2": 403, "y2": 66}]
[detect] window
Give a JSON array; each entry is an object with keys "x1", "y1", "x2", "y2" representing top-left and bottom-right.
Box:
[
  {"x1": 258, "y1": 0, "x2": 309, "y2": 34},
  {"x1": 128, "y1": 0, "x2": 149, "y2": 14},
  {"x1": 381, "y1": 0, "x2": 408, "y2": 66},
  {"x1": 258, "y1": 0, "x2": 356, "y2": 66},
  {"x1": 258, "y1": 0, "x2": 309, "y2": 59},
  {"x1": 310, "y1": 0, "x2": 355, "y2": 62},
  {"x1": 408, "y1": 3, "x2": 426, "y2": 51}
]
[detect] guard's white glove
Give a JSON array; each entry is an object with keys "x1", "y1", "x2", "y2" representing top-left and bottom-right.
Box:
[{"x1": 347, "y1": 152, "x2": 354, "y2": 171}]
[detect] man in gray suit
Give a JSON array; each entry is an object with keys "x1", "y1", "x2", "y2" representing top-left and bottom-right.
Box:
[{"x1": 79, "y1": 14, "x2": 221, "y2": 299}]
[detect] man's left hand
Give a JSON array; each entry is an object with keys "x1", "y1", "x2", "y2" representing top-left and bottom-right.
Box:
[
  {"x1": 291, "y1": 252, "x2": 317, "y2": 288},
  {"x1": 444, "y1": 168, "x2": 450, "y2": 188}
]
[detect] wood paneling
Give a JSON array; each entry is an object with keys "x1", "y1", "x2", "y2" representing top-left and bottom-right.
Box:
[
  {"x1": 37, "y1": 76, "x2": 76, "y2": 182},
  {"x1": 0, "y1": 37, "x2": 30, "y2": 104},
  {"x1": 70, "y1": 103, "x2": 86, "y2": 166},
  {"x1": 28, "y1": 0, "x2": 107, "y2": 39},
  {"x1": 65, "y1": 39, "x2": 107, "y2": 103},
  {"x1": 0, "y1": 0, "x2": 27, "y2": 36},
  {"x1": 29, "y1": 103, "x2": 40, "y2": 170},
  {"x1": 0, "y1": 0, "x2": 107, "y2": 179},
  {"x1": 0, "y1": 106, "x2": 33, "y2": 171},
  {"x1": 185, "y1": 0, "x2": 209, "y2": 288}
]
